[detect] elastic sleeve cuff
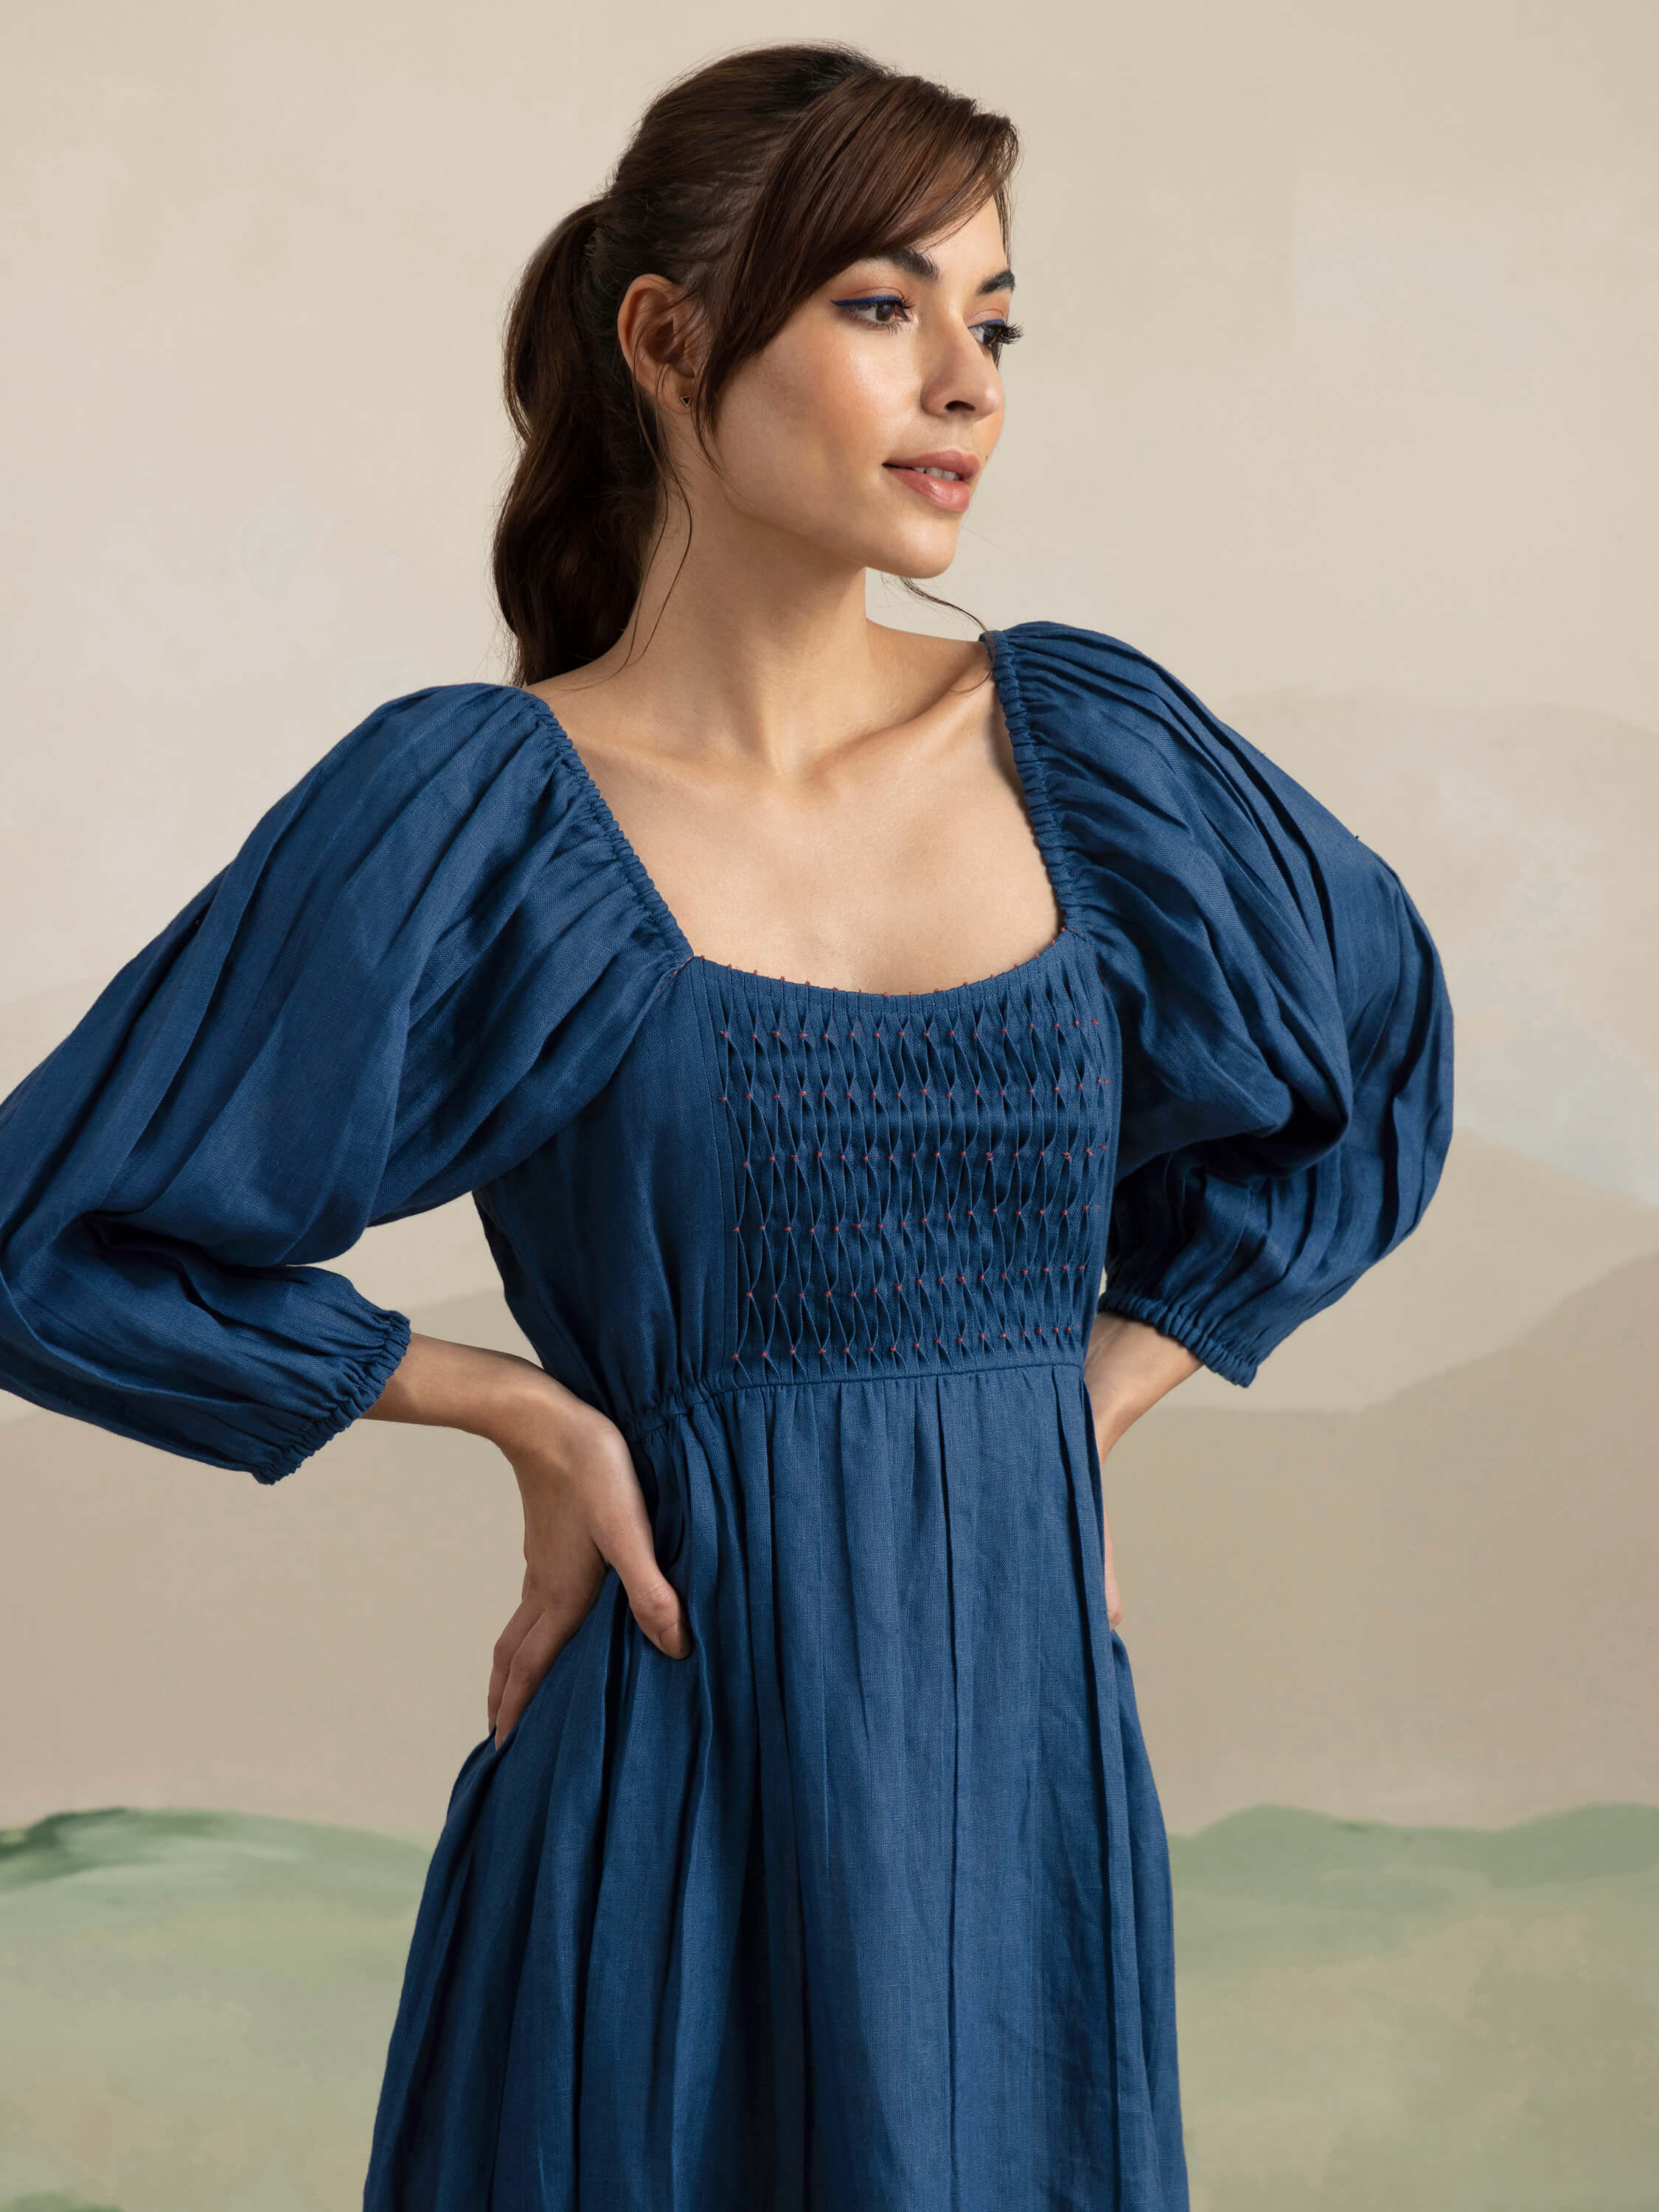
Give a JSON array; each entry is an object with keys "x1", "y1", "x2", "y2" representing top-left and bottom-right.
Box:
[
  {"x1": 1096, "y1": 1286, "x2": 1259, "y2": 1388},
  {"x1": 246, "y1": 1307, "x2": 414, "y2": 1485}
]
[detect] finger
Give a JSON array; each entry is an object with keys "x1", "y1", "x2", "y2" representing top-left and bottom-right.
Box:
[
  {"x1": 589, "y1": 1485, "x2": 691, "y2": 1659},
  {"x1": 493, "y1": 1607, "x2": 571, "y2": 1748},
  {"x1": 487, "y1": 1595, "x2": 541, "y2": 1731}
]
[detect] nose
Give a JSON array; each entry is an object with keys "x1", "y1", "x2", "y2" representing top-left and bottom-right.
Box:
[{"x1": 920, "y1": 319, "x2": 1004, "y2": 420}]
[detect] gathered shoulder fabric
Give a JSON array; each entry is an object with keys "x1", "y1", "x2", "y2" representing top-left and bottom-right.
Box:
[
  {"x1": 992, "y1": 619, "x2": 1455, "y2": 1385},
  {"x1": 0, "y1": 682, "x2": 679, "y2": 1482}
]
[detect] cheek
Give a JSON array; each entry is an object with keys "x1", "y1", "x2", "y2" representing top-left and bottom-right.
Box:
[{"x1": 717, "y1": 333, "x2": 908, "y2": 514}]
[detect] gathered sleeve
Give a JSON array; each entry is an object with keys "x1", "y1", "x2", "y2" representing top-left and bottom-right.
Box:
[
  {"x1": 1000, "y1": 621, "x2": 1455, "y2": 1387},
  {"x1": 0, "y1": 684, "x2": 670, "y2": 1480}
]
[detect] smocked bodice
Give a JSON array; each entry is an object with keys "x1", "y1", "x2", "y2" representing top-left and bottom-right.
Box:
[{"x1": 473, "y1": 925, "x2": 1120, "y2": 1444}]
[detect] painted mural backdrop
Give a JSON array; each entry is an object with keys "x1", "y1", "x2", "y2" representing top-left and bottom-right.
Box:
[{"x1": 2, "y1": 1, "x2": 1654, "y2": 2205}]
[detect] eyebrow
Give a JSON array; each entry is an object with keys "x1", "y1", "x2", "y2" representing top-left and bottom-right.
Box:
[{"x1": 867, "y1": 244, "x2": 1017, "y2": 296}]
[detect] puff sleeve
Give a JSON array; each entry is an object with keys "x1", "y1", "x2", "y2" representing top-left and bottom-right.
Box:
[
  {"x1": 0, "y1": 683, "x2": 669, "y2": 1480},
  {"x1": 998, "y1": 622, "x2": 1454, "y2": 1387}
]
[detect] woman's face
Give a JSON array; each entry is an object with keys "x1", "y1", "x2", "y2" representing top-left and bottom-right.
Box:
[{"x1": 686, "y1": 195, "x2": 1017, "y2": 580}]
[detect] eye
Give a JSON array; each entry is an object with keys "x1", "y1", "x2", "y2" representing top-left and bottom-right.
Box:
[
  {"x1": 973, "y1": 319, "x2": 1023, "y2": 364},
  {"x1": 831, "y1": 293, "x2": 913, "y2": 330}
]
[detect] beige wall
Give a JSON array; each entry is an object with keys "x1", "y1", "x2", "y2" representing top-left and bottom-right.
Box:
[{"x1": 3, "y1": 0, "x2": 1655, "y2": 1837}]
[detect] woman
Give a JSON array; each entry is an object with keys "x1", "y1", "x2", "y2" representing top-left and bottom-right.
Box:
[{"x1": 0, "y1": 42, "x2": 1452, "y2": 2211}]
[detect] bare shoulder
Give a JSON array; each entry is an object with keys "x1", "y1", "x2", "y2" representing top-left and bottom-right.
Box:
[
  {"x1": 868, "y1": 622, "x2": 994, "y2": 720},
  {"x1": 522, "y1": 654, "x2": 617, "y2": 716},
  {"x1": 869, "y1": 619, "x2": 986, "y2": 680}
]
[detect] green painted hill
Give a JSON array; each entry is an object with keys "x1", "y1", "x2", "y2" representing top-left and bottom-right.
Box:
[
  {"x1": 1, "y1": 1804, "x2": 1656, "y2": 2210},
  {"x1": 1169, "y1": 1805, "x2": 1659, "y2": 2211},
  {"x1": 0, "y1": 1809, "x2": 428, "y2": 2212}
]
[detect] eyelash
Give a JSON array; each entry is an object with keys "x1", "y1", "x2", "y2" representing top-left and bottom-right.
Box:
[{"x1": 830, "y1": 293, "x2": 1024, "y2": 362}]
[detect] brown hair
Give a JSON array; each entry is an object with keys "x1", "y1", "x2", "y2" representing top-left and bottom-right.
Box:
[{"x1": 491, "y1": 44, "x2": 1020, "y2": 685}]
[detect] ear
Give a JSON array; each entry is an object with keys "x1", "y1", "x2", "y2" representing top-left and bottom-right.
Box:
[{"x1": 616, "y1": 274, "x2": 701, "y2": 409}]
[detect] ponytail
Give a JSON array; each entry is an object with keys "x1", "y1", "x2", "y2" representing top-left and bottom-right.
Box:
[{"x1": 492, "y1": 200, "x2": 663, "y2": 685}]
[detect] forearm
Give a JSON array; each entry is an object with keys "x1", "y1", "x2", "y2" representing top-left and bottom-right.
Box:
[
  {"x1": 1083, "y1": 1310, "x2": 1200, "y2": 1451},
  {"x1": 362, "y1": 1329, "x2": 592, "y2": 1460}
]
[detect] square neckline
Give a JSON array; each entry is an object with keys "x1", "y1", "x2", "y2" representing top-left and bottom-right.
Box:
[{"x1": 504, "y1": 625, "x2": 1082, "y2": 1009}]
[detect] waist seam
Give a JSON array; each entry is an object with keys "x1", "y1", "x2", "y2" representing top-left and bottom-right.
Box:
[{"x1": 616, "y1": 1349, "x2": 1088, "y2": 1448}]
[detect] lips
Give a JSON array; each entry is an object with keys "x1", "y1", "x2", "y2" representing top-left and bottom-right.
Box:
[{"x1": 883, "y1": 450, "x2": 980, "y2": 513}]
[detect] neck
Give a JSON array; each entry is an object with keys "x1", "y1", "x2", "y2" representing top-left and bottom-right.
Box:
[{"x1": 579, "y1": 497, "x2": 935, "y2": 772}]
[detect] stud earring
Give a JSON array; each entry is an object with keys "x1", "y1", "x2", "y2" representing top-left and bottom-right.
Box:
[{"x1": 681, "y1": 394, "x2": 692, "y2": 406}]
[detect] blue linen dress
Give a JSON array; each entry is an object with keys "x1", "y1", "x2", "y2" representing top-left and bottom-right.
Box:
[{"x1": 0, "y1": 621, "x2": 1453, "y2": 2209}]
